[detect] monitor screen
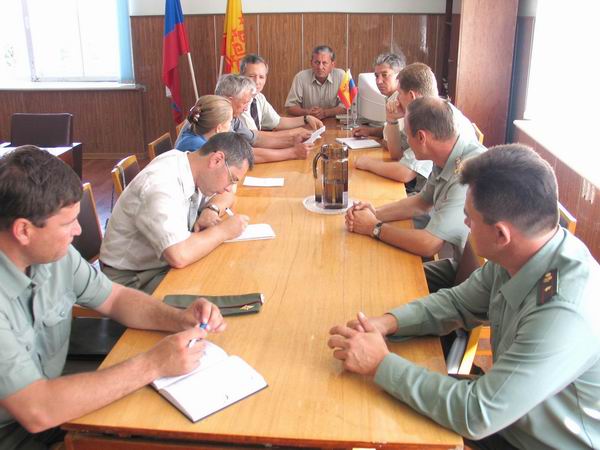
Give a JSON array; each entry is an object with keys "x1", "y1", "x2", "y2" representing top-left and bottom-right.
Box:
[{"x1": 358, "y1": 72, "x2": 386, "y2": 126}]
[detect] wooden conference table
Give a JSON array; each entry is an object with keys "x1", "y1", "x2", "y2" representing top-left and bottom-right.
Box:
[{"x1": 64, "y1": 126, "x2": 462, "y2": 449}]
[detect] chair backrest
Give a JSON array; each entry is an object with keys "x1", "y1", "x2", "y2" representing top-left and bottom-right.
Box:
[
  {"x1": 175, "y1": 120, "x2": 186, "y2": 139},
  {"x1": 453, "y1": 234, "x2": 486, "y2": 286},
  {"x1": 447, "y1": 234, "x2": 487, "y2": 376},
  {"x1": 558, "y1": 202, "x2": 577, "y2": 234},
  {"x1": 71, "y1": 183, "x2": 102, "y2": 263},
  {"x1": 472, "y1": 122, "x2": 484, "y2": 144},
  {"x1": 111, "y1": 155, "x2": 140, "y2": 196},
  {"x1": 148, "y1": 132, "x2": 173, "y2": 160},
  {"x1": 10, "y1": 113, "x2": 73, "y2": 147}
]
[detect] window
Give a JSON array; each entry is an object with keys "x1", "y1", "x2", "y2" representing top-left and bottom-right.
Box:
[
  {"x1": 525, "y1": 1, "x2": 600, "y2": 126},
  {"x1": 0, "y1": 0, "x2": 133, "y2": 83}
]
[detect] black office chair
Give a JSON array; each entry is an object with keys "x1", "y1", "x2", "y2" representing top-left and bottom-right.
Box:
[{"x1": 10, "y1": 113, "x2": 74, "y2": 147}]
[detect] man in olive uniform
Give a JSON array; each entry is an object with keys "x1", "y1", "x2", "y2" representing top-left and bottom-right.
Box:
[
  {"x1": 0, "y1": 146, "x2": 225, "y2": 450},
  {"x1": 329, "y1": 144, "x2": 600, "y2": 449}
]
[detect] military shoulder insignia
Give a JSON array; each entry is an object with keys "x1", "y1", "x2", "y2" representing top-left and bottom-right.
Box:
[
  {"x1": 454, "y1": 156, "x2": 462, "y2": 174},
  {"x1": 240, "y1": 304, "x2": 255, "y2": 311},
  {"x1": 537, "y1": 269, "x2": 558, "y2": 306}
]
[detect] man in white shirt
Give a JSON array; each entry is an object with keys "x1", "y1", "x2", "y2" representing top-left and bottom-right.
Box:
[
  {"x1": 100, "y1": 132, "x2": 253, "y2": 293},
  {"x1": 285, "y1": 45, "x2": 347, "y2": 119},
  {"x1": 216, "y1": 74, "x2": 314, "y2": 163},
  {"x1": 240, "y1": 54, "x2": 323, "y2": 132}
]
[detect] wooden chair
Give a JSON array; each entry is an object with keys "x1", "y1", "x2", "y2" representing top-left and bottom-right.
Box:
[
  {"x1": 472, "y1": 122, "x2": 484, "y2": 144},
  {"x1": 446, "y1": 234, "x2": 487, "y2": 376},
  {"x1": 148, "y1": 132, "x2": 173, "y2": 160},
  {"x1": 10, "y1": 112, "x2": 73, "y2": 147},
  {"x1": 558, "y1": 202, "x2": 577, "y2": 234},
  {"x1": 68, "y1": 184, "x2": 126, "y2": 361},
  {"x1": 175, "y1": 120, "x2": 186, "y2": 139},
  {"x1": 71, "y1": 183, "x2": 102, "y2": 264},
  {"x1": 111, "y1": 155, "x2": 140, "y2": 196}
]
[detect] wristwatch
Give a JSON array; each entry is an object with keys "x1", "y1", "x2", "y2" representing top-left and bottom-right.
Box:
[
  {"x1": 206, "y1": 204, "x2": 220, "y2": 215},
  {"x1": 372, "y1": 222, "x2": 384, "y2": 240},
  {"x1": 303, "y1": 115, "x2": 309, "y2": 125}
]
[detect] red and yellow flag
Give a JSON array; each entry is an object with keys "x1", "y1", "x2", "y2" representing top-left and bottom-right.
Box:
[{"x1": 221, "y1": 0, "x2": 245, "y2": 74}]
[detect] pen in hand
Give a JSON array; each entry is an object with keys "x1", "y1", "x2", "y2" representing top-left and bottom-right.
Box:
[
  {"x1": 225, "y1": 207, "x2": 234, "y2": 217},
  {"x1": 187, "y1": 322, "x2": 208, "y2": 348}
]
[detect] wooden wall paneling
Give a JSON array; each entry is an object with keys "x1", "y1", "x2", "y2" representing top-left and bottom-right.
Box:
[
  {"x1": 392, "y1": 14, "x2": 446, "y2": 92},
  {"x1": 575, "y1": 185, "x2": 600, "y2": 262},
  {"x1": 554, "y1": 159, "x2": 582, "y2": 228},
  {"x1": 507, "y1": 16, "x2": 535, "y2": 142},
  {"x1": 348, "y1": 14, "x2": 392, "y2": 79},
  {"x1": 512, "y1": 127, "x2": 557, "y2": 169},
  {"x1": 243, "y1": 14, "x2": 259, "y2": 55},
  {"x1": 131, "y1": 16, "x2": 172, "y2": 148},
  {"x1": 454, "y1": 0, "x2": 518, "y2": 147},
  {"x1": 302, "y1": 13, "x2": 348, "y2": 71},
  {"x1": 180, "y1": 15, "x2": 220, "y2": 125},
  {"x1": 392, "y1": 15, "x2": 429, "y2": 65},
  {"x1": 259, "y1": 14, "x2": 303, "y2": 113},
  {"x1": 447, "y1": 14, "x2": 460, "y2": 102},
  {"x1": 0, "y1": 92, "x2": 26, "y2": 142}
]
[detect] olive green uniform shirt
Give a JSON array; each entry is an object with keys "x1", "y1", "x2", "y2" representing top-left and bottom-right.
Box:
[
  {"x1": 418, "y1": 134, "x2": 486, "y2": 262},
  {"x1": 375, "y1": 228, "x2": 600, "y2": 449},
  {"x1": 0, "y1": 246, "x2": 112, "y2": 428}
]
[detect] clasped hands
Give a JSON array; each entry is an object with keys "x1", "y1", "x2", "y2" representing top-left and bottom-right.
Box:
[
  {"x1": 345, "y1": 201, "x2": 380, "y2": 235},
  {"x1": 328, "y1": 312, "x2": 392, "y2": 376}
]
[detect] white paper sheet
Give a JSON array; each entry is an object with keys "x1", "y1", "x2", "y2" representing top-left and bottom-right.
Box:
[{"x1": 243, "y1": 176, "x2": 285, "y2": 187}]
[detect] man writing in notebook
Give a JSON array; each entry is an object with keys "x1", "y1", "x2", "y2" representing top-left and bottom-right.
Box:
[
  {"x1": 285, "y1": 45, "x2": 347, "y2": 119},
  {"x1": 101, "y1": 132, "x2": 254, "y2": 294},
  {"x1": 216, "y1": 74, "x2": 315, "y2": 163},
  {"x1": 345, "y1": 97, "x2": 486, "y2": 292},
  {"x1": 0, "y1": 146, "x2": 226, "y2": 450},
  {"x1": 240, "y1": 54, "x2": 323, "y2": 133},
  {"x1": 330, "y1": 145, "x2": 600, "y2": 450}
]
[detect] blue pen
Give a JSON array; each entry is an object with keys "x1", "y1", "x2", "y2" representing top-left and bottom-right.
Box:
[{"x1": 187, "y1": 322, "x2": 208, "y2": 348}]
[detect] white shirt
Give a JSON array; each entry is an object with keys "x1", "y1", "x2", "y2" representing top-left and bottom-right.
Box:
[
  {"x1": 241, "y1": 92, "x2": 281, "y2": 131},
  {"x1": 100, "y1": 150, "x2": 206, "y2": 271}
]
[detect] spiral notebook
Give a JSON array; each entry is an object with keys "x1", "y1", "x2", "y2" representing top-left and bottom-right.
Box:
[{"x1": 152, "y1": 341, "x2": 267, "y2": 422}]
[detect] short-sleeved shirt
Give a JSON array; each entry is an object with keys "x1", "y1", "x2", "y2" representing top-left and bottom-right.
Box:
[
  {"x1": 0, "y1": 246, "x2": 112, "y2": 428},
  {"x1": 174, "y1": 122, "x2": 207, "y2": 152},
  {"x1": 231, "y1": 116, "x2": 257, "y2": 145},
  {"x1": 100, "y1": 150, "x2": 209, "y2": 271},
  {"x1": 375, "y1": 228, "x2": 600, "y2": 449},
  {"x1": 241, "y1": 93, "x2": 281, "y2": 131},
  {"x1": 418, "y1": 133, "x2": 486, "y2": 261},
  {"x1": 284, "y1": 68, "x2": 345, "y2": 110}
]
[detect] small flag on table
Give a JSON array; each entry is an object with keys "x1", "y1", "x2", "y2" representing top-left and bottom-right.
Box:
[{"x1": 337, "y1": 69, "x2": 358, "y2": 109}]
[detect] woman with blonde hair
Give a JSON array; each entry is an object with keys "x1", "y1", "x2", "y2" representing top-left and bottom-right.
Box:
[{"x1": 175, "y1": 95, "x2": 233, "y2": 151}]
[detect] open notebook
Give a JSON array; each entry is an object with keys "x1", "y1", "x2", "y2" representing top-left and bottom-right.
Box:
[
  {"x1": 335, "y1": 137, "x2": 380, "y2": 149},
  {"x1": 151, "y1": 342, "x2": 268, "y2": 422}
]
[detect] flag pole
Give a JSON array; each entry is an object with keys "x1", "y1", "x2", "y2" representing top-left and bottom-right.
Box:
[
  {"x1": 218, "y1": 55, "x2": 224, "y2": 79},
  {"x1": 187, "y1": 53, "x2": 199, "y2": 101}
]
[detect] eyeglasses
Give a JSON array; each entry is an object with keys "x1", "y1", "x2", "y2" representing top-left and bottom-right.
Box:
[{"x1": 224, "y1": 159, "x2": 239, "y2": 185}]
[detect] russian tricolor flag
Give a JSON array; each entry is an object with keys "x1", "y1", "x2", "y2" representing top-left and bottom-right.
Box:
[{"x1": 163, "y1": 0, "x2": 190, "y2": 123}]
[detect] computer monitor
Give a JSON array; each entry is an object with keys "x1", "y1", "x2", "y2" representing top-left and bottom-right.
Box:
[{"x1": 357, "y1": 72, "x2": 386, "y2": 126}]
